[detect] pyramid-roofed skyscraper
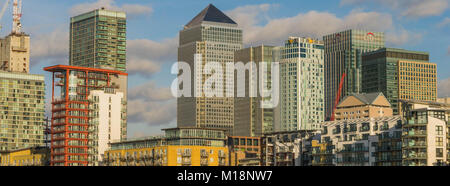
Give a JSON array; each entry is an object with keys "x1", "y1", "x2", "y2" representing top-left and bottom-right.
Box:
[{"x1": 177, "y1": 4, "x2": 242, "y2": 135}]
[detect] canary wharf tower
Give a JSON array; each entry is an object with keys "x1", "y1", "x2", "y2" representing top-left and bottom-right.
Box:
[{"x1": 177, "y1": 4, "x2": 242, "y2": 135}]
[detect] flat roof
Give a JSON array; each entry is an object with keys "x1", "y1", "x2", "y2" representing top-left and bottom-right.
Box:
[{"x1": 43, "y1": 65, "x2": 128, "y2": 76}]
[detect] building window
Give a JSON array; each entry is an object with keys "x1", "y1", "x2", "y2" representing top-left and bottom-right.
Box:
[
  {"x1": 436, "y1": 126, "x2": 443, "y2": 135},
  {"x1": 436, "y1": 148, "x2": 443, "y2": 158},
  {"x1": 436, "y1": 137, "x2": 443, "y2": 146}
]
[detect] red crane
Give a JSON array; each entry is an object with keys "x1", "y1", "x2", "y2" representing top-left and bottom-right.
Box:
[{"x1": 331, "y1": 73, "x2": 346, "y2": 121}]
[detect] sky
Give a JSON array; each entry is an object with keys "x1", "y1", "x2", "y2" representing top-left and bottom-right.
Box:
[{"x1": 4, "y1": 0, "x2": 449, "y2": 138}]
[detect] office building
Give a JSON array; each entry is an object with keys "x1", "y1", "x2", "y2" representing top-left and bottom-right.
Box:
[
  {"x1": 103, "y1": 127, "x2": 228, "y2": 166},
  {"x1": 70, "y1": 8, "x2": 127, "y2": 72},
  {"x1": 279, "y1": 37, "x2": 324, "y2": 131},
  {"x1": 334, "y1": 92, "x2": 393, "y2": 121},
  {"x1": 177, "y1": 4, "x2": 242, "y2": 135},
  {"x1": 324, "y1": 30, "x2": 385, "y2": 120},
  {"x1": 227, "y1": 136, "x2": 261, "y2": 166},
  {"x1": 44, "y1": 65, "x2": 127, "y2": 166},
  {"x1": 234, "y1": 45, "x2": 275, "y2": 136},
  {"x1": 362, "y1": 48, "x2": 434, "y2": 114},
  {"x1": 0, "y1": 146, "x2": 50, "y2": 166}
]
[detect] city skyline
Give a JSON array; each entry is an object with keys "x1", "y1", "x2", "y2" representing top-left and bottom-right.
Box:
[{"x1": 5, "y1": 0, "x2": 449, "y2": 138}]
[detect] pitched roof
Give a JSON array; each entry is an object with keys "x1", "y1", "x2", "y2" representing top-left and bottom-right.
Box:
[
  {"x1": 185, "y1": 4, "x2": 237, "y2": 28},
  {"x1": 351, "y1": 92, "x2": 384, "y2": 105}
]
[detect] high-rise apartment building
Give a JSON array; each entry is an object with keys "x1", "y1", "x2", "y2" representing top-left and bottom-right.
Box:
[
  {"x1": 0, "y1": 71, "x2": 46, "y2": 151},
  {"x1": 177, "y1": 4, "x2": 242, "y2": 135},
  {"x1": 0, "y1": 3, "x2": 46, "y2": 152},
  {"x1": 70, "y1": 8, "x2": 127, "y2": 72},
  {"x1": 279, "y1": 37, "x2": 324, "y2": 131},
  {"x1": 362, "y1": 48, "x2": 434, "y2": 114},
  {"x1": 324, "y1": 30, "x2": 384, "y2": 120},
  {"x1": 44, "y1": 65, "x2": 127, "y2": 166},
  {"x1": 234, "y1": 45, "x2": 275, "y2": 136}
]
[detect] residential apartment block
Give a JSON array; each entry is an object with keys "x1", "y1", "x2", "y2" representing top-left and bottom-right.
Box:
[
  {"x1": 227, "y1": 136, "x2": 261, "y2": 166},
  {"x1": 103, "y1": 127, "x2": 228, "y2": 166},
  {"x1": 44, "y1": 65, "x2": 127, "y2": 166},
  {"x1": 0, "y1": 146, "x2": 50, "y2": 166},
  {"x1": 279, "y1": 37, "x2": 324, "y2": 131},
  {"x1": 70, "y1": 8, "x2": 127, "y2": 72},
  {"x1": 260, "y1": 130, "x2": 319, "y2": 166},
  {"x1": 334, "y1": 92, "x2": 393, "y2": 121},
  {"x1": 317, "y1": 116, "x2": 403, "y2": 166},
  {"x1": 400, "y1": 100, "x2": 449, "y2": 166},
  {"x1": 0, "y1": 70, "x2": 46, "y2": 151}
]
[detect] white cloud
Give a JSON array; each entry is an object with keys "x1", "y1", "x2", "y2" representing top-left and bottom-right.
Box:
[
  {"x1": 227, "y1": 5, "x2": 395, "y2": 46},
  {"x1": 340, "y1": 0, "x2": 448, "y2": 18},
  {"x1": 127, "y1": 81, "x2": 176, "y2": 126},
  {"x1": 70, "y1": 0, "x2": 153, "y2": 16},
  {"x1": 30, "y1": 26, "x2": 69, "y2": 66},
  {"x1": 385, "y1": 28, "x2": 423, "y2": 46},
  {"x1": 438, "y1": 17, "x2": 450, "y2": 27},
  {"x1": 438, "y1": 78, "x2": 450, "y2": 97},
  {"x1": 127, "y1": 37, "x2": 178, "y2": 76}
]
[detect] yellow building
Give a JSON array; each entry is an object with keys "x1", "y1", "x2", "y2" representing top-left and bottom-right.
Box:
[
  {"x1": 0, "y1": 146, "x2": 50, "y2": 166},
  {"x1": 398, "y1": 60, "x2": 437, "y2": 113},
  {"x1": 103, "y1": 127, "x2": 228, "y2": 166}
]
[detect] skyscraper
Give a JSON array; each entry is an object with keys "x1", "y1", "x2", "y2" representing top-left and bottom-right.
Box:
[
  {"x1": 69, "y1": 8, "x2": 127, "y2": 72},
  {"x1": 234, "y1": 45, "x2": 275, "y2": 136},
  {"x1": 177, "y1": 4, "x2": 242, "y2": 135},
  {"x1": 323, "y1": 30, "x2": 384, "y2": 120},
  {"x1": 362, "y1": 48, "x2": 435, "y2": 114},
  {"x1": 279, "y1": 37, "x2": 324, "y2": 131}
]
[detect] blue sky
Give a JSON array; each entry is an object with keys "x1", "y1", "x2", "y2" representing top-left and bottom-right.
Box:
[{"x1": 5, "y1": 0, "x2": 448, "y2": 138}]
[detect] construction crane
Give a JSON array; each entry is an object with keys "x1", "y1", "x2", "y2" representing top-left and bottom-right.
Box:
[
  {"x1": 12, "y1": 0, "x2": 21, "y2": 34},
  {"x1": 330, "y1": 73, "x2": 346, "y2": 121},
  {"x1": 0, "y1": 0, "x2": 10, "y2": 31}
]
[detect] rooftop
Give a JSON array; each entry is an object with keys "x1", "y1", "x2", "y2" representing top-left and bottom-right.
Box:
[{"x1": 185, "y1": 4, "x2": 237, "y2": 28}]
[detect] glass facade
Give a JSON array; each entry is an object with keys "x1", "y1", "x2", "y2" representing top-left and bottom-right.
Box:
[
  {"x1": 324, "y1": 30, "x2": 385, "y2": 119},
  {"x1": 362, "y1": 48, "x2": 434, "y2": 114},
  {"x1": 70, "y1": 9, "x2": 127, "y2": 72}
]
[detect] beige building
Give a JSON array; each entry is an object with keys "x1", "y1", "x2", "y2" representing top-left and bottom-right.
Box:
[
  {"x1": 334, "y1": 92, "x2": 393, "y2": 121},
  {"x1": 0, "y1": 33, "x2": 30, "y2": 73},
  {"x1": 177, "y1": 4, "x2": 242, "y2": 135}
]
